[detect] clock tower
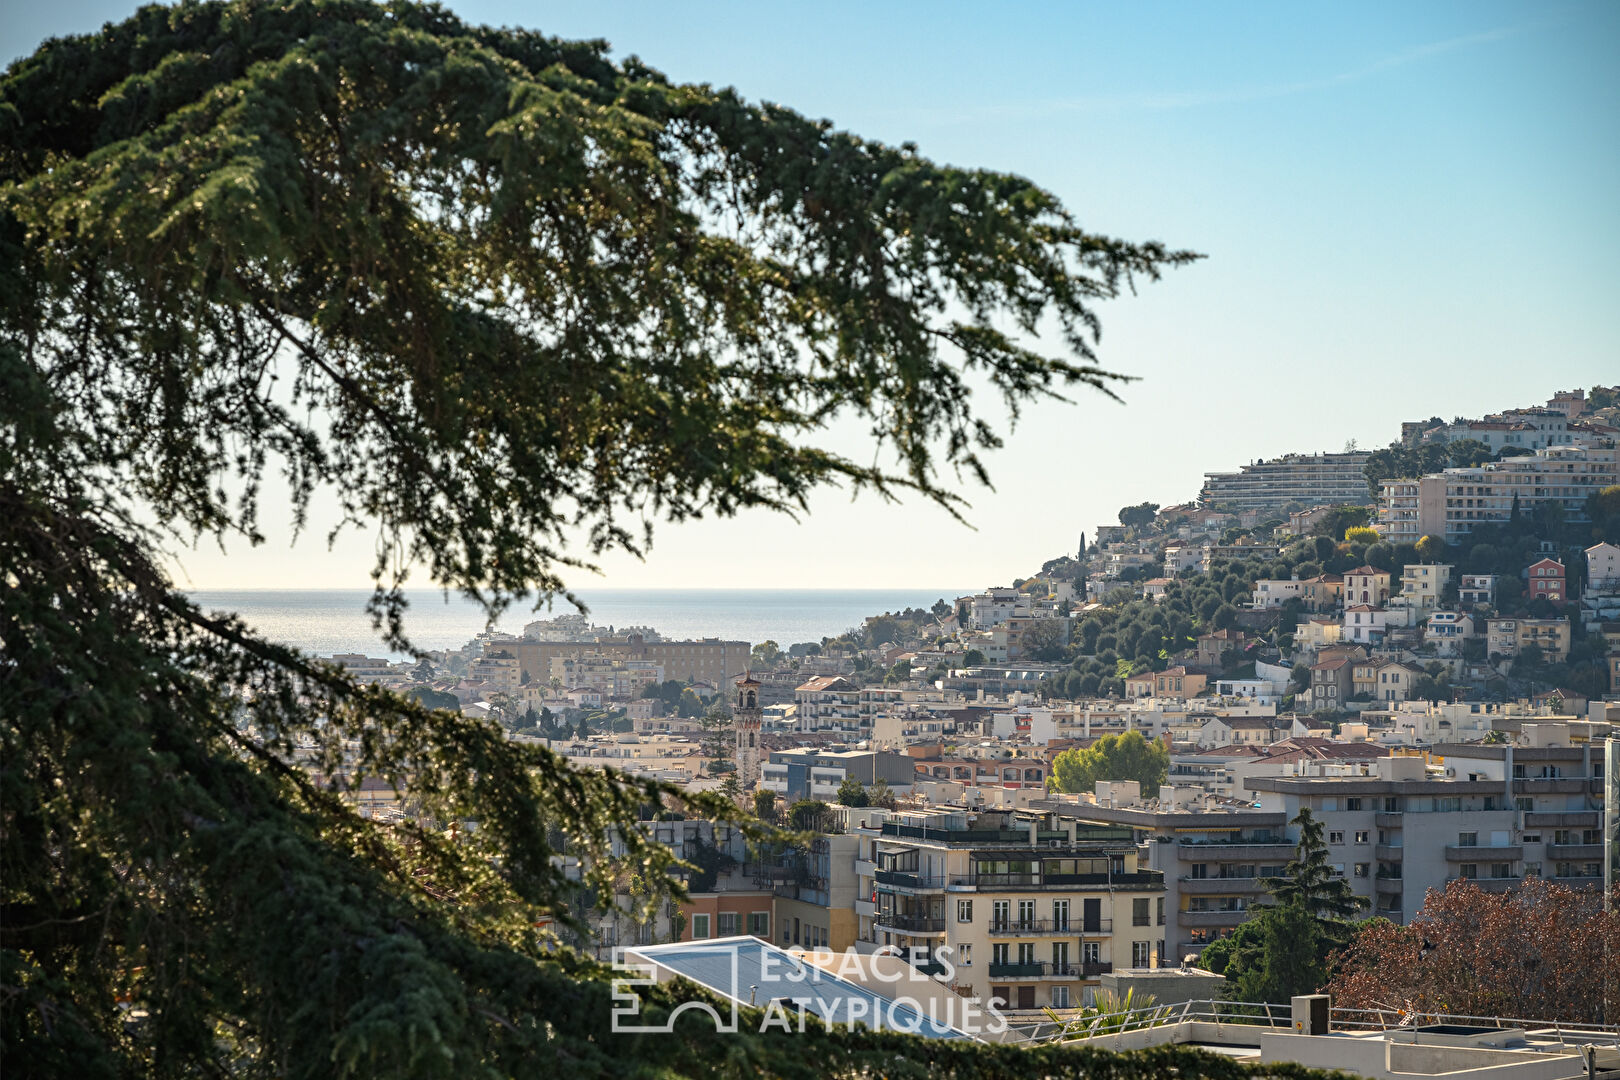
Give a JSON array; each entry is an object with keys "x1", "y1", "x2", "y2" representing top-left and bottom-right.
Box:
[{"x1": 733, "y1": 672, "x2": 762, "y2": 790}]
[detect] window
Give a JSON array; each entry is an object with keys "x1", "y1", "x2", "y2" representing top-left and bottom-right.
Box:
[
  {"x1": 1018, "y1": 900, "x2": 1036, "y2": 928},
  {"x1": 1354, "y1": 831, "x2": 1370, "y2": 845},
  {"x1": 1490, "y1": 863, "x2": 1511, "y2": 879},
  {"x1": 1460, "y1": 864, "x2": 1478, "y2": 879},
  {"x1": 1328, "y1": 831, "x2": 1345, "y2": 845},
  {"x1": 1053, "y1": 941, "x2": 1069, "y2": 967},
  {"x1": 1017, "y1": 942, "x2": 1036, "y2": 965},
  {"x1": 1458, "y1": 832, "x2": 1477, "y2": 847},
  {"x1": 1082, "y1": 942, "x2": 1100, "y2": 963},
  {"x1": 1354, "y1": 863, "x2": 1370, "y2": 877},
  {"x1": 991, "y1": 900, "x2": 1009, "y2": 930},
  {"x1": 691, "y1": 914, "x2": 711, "y2": 939},
  {"x1": 1189, "y1": 863, "x2": 1208, "y2": 879},
  {"x1": 748, "y1": 911, "x2": 770, "y2": 937},
  {"x1": 1133, "y1": 898, "x2": 1150, "y2": 926},
  {"x1": 959, "y1": 944, "x2": 971, "y2": 966},
  {"x1": 991, "y1": 943, "x2": 1009, "y2": 966},
  {"x1": 1346, "y1": 798, "x2": 1363, "y2": 811},
  {"x1": 1052, "y1": 986, "x2": 1070, "y2": 1009},
  {"x1": 957, "y1": 899, "x2": 973, "y2": 923},
  {"x1": 1157, "y1": 897, "x2": 1165, "y2": 926},
  {"x1": 1052, "y1": 900, "x2": 1069, "y2": 930},
  {"x1": 717, "y1": 912, "x2": 741, "y2": 937},
  {"x1": 1522, "y1": 834, "x2": 1541, "y2": 844},
  {"x1": 1384, "y1": 797, "x2": 1401, "y2": 812},
  {"x1": 1132, "y1": 941, "x2": 1153, "y2": 967}
]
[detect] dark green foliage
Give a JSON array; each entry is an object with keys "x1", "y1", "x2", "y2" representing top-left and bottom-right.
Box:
[
  {"x1": 0, "y1": 2, "x2": 1215, "y2": 1075},
  {"x1": 788, "y1": 799, "x2": 836, "y2": 833},
  {"x1": 835, "y1": 777, "x2": 870, "y2": 807},
  {"x1": 407, "y1": 684, "x2": 462, "y2": 711},
  {"x1": 1221, "y1": 901, "x2": 1326, "y2": 1004},
  {"x1": 1118, "y1": 501, "x2": 1160, "y2": 529},
  {"x1": 1265, "y1": 809, "x2": 1367, "y2": 924}
]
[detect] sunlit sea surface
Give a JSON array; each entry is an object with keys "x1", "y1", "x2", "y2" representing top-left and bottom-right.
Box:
[{"x1": 187, "y1": 588, "x2": 969, "y2": 660}]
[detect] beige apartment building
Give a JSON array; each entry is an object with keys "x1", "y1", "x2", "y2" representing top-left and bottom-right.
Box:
[
  {"x1": 855, "y1": 808, "x2": 1164, "y2": 1011},
  {"x1": 493, "y1": 634, "x2": 750, "y2": 688},
  {"x1": 1376, "y1": 445, "x2": 1619, "y2": 543}
]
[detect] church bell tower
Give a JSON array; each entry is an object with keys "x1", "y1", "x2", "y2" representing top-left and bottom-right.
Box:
[{"x1": 733, "y1": 672, "x2": 762, "y2": 790}]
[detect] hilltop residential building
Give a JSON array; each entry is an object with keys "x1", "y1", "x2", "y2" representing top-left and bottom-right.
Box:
[
  {"x1": 957, "y1": 588, "x2": 1031, "y2": 630},
  {"x1": 1198, "y1": 452, "x2": 1372, "y2": 513},
  {"x1": 1375, "y1": 445, "x2": 1620, "y2": 543},
  {"x1": 1344, "y1": 566, "x2": 1392, "y2": 607},
  {"x1": 858, "y1": 808, "x2": 1164, "y2": 1010},
  {"x1": 1525, "y1": 558, "x2": 1567, "y2": 607},
  {"x1": 1298, "y1": 574, "x2": 1345, "y2": 613},
  {"x1": 1588, "y1": 542, "x2": 1620, "y2": 590},
  {"x1": 1124, "y1": 667, "x2": 1207, "y2": 701},
  {"x1": 1396, "y1": 563, "x2": 1452, "y2": 612},
  {"x1": 1251, "y1": 578, "x2": 1308, "y2": 609},
  {"x1": 1163, "y1": 544, "x2": 1204, "y2": 575},
  {"x1": 1486, "y1": 617, "x2": 1571, "y2": 664},
  {"x1": 1459, "y1": 574, "x2": 1497, "y2": 608},
  {"x1": 1310, "y1": 649, "x2": 1363, "y2": 709},
  {"x1": 1343, "y1": 605, "x2": 1390, "y2": 645},
  {"x1": 1581, "y1": 542, "x2": 1620, "y2": 630},
  {"x1": 1352, "y1": 659, "x2": 1423, "y2": 702},
  {"x1": 1425, "y1": 611, "x2": 1475, "y2": 655}
]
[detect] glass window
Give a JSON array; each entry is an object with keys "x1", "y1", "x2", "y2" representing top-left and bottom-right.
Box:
[
  {"x1": 691, "y1": 914, "x2": 711, "y2": 939},
  {"x1": 1133, "y1": 898, "x2": 1150, "y2": 926},
  {"x1": 957, "y1": 899, "x2": 973, "y2": 923},
  {"x1": 718, "y1": 912, "x2": 740, "y2": 937},
  {"x1": 748, "y1": 911, "x2": 770, "y2": 937}
]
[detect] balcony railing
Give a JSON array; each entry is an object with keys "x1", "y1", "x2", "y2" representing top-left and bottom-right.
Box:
[
  {"x1": 874, "y1": 869, "x2": 946, "y2": 889},
  {"x1": 986, "y1": 961, "x2": 1102, "y2": 979},
  {"x1": 1443, "y1": 845, "x2": 1522, "y2": 862},
  {"x1": 1545, "y1": 843, "x2": 1603, "y2": 860},
  {"x1": 1178, "y1": 877, "x2": 1264, "y2": 895},
  {"x1": 986, "y1": 918, "x2": 1111, "y2": 935},
  {"x1": 872, "y1": 912, "x2": 945, "y2": 933},
  {"x1": 953, "y1": 871, "x2": 1163, "y2": 890}
]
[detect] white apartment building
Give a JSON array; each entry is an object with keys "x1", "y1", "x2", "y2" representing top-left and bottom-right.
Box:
[
  {"x1": 1396, "y1": 563, "x2": 1452, "y2": 612},
  {"x1": 1199, "y1": 452, "x2": 1373, "y2": 512},
  {"x1": 1377, "y1": 445, "x2": 1619, "y2": 543},
  {"x1": 1247, "y1": 746, "x2": 1606, "y2": 923}
]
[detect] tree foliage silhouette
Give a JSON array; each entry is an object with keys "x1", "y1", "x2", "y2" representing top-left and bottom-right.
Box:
[{"x1": 0, "y1": 2, "x2": 1211, "y2": 1075}]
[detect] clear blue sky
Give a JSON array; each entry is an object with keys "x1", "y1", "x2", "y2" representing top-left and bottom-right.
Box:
[{"x1": 5, "y1": 2, "x2": 1618, "y2": 590}]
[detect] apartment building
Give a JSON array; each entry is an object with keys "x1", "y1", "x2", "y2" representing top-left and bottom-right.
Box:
[
  {"x1": 1199, "y1": 452, "x2": 1373, "y2": 512},
  {"x1": 1459, "y1": 574, "x2": 1497, "y2": 607},
  {"x1": 1344, "y1": 566, "x2": 1392, "y2": 607},
  {"x1": 1525, "y1": 558, "x2": 1567, "y2": 606},
  {"x1": 761, "y1": 747, "x2": 916, "y2": 802},
  {"x1": 1485, "y1": 617, "x2": 1571, "y2": 663},
  {"x1": 1396, "y1": 563, "x2": 1452, "y2": 612},
  {"x1": 769, "y1": 833, "x2": 863, "y2": 952},
  {"x1": 1038, "y1": 792, "x2": 1290, "y2": 959},
  {"x1": 1375, "y1": 445, "x2": 1620, "y2": 543},
  {"x1": 792, "y1": 675, "x2": 863, "y2": 733},
  {"x1": 1123, "y1": 667, "x2": 1207, "y2": 700},
  {"x1": 1245, "y1": 746, "x2": 1605, "y2": 924},
  {"x1": 497, "y1": 634, "x2": 750, "y2": 688},
  {"x1": 856, "y1": 808, "x2": 1164, "y2": 1011}
]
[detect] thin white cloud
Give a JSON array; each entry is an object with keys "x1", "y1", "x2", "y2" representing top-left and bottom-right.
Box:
[{"x1": 893, "y1": 21, "x2": 1538, "y2": 125}]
